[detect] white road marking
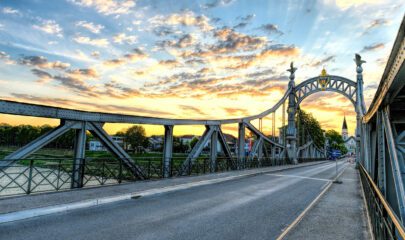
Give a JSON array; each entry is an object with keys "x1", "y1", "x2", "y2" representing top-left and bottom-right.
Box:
[
  {"x1": 275, "y1": 163, "x2": 348, "y2": 240},
  {"x1": 266, "y1": 173, "x2": 331, "y2": 182}
]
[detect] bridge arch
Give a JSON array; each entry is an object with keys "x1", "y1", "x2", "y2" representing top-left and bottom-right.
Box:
[{"x1": 294, "y1": 75, "x2": 357, "y2": 107}]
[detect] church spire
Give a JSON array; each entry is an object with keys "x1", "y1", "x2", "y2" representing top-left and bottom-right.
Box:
[{"x1": 342, "y1": 114, "x2": 348, "y2": 130}]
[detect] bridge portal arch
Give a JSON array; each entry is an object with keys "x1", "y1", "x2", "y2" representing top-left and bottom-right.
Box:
[{"x1": 284, "y1": 55, "x2": 367, "y2": 164}]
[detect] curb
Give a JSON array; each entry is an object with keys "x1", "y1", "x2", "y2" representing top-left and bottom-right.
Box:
[{"x1": 0, "y1": 161, "x2": 328, "y2": 224}]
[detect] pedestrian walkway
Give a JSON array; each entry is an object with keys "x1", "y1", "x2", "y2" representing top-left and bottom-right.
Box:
[
  {"x1": 0, "y1": 161, "x2": 326, "y2": 222},
  {"x1": 283, "y1": 163, "x2": 372, "y2": 240}
]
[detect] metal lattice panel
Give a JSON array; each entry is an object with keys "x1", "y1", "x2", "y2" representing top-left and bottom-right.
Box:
[{"x1": 294, "y1": 75, "x2": 357, "y2": 106}]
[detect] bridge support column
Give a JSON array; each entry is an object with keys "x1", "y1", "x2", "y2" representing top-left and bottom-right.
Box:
[
  {"x1": 210, "y1": 126, "x2": 218, "y2": 173},
  {"x1": 355, "y1": 54, "x2": 367, "y2": 165},
  {"x1": 163, "y1": 125, "x2": 174, "y2": 178},
  {"x1": 286, "y1": 62, "x2": 298, "y2": 164},
  {"x1": 71, "y1": 122, "x2": 86, "y2": 189},
  {"x1": 238, "y1": 122, "x2": 245, "y2": 169}
]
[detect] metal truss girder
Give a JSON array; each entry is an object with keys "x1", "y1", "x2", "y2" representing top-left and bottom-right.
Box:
[
  {"x1": 88, "y1": 122, "x2": 145, "y2": 180},
  {"x1": 377, "y1": 111, "x2": 387, "y2": 195},
  {"x1": 3, "y1": 121, "x2": 77, "y2": 162},
  {"x1": 237, "y1": 122, "x2": 246, "y2": 168},
  {"x1": 244, "y1": 121, "x2": 284, "y2": 148},
  {"x1": 294, "y1": 75, "x2": 357, "y2": 107},
  {"x1": 382, "y1": 109, "x2": 405, "y2": 221},
  {"x1": 210, "y1": 128, "x2": 218, "y2": 173},
  {"x1": 162, "y1": 125, "x2": 174, "y2": 178},
  {"x1": 0, "y1": 88, "x2": 291, "y2": 126},
  {"x1": 248, "y1": 137, "x2": 263, "y2": 161},
  {"x1": 181, "y1": 125, "x2": 216, "y2": 173},
  {"x1": 218, "y1": 128, "x2": 233, "y2": 159},
  {"x1": 71, "y1": 122, "x2": 87, "y2": 188}
]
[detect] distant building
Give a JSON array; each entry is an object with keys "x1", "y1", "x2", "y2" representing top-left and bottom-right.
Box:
[
  {"x1": 179, "y1": 135, "x2": 196, "y2": 144},
  {"x1": 148, "y1": 135, "x2": 163, "y2": 151},
  {"x1": 88, "y1": 135, "x2": 125, "y2": 151},
  {"x1": 342, "y1": 116, "x2": 356, "y2": 155}
]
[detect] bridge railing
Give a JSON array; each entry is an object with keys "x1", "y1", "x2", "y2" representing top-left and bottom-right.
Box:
[
  {"x1": 359, "y1": 164, "x2": 405, "y2": 239},
  {"x1": 0, "y1": 156, "x2": 325, "y2": 197}
]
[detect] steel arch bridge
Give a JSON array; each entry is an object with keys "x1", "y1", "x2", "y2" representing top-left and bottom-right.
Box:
[{"x1": 0, "y1": 16, "x2": 404, "y2": 238}]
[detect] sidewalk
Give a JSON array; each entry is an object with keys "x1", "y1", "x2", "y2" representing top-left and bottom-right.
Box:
[
  {"x1": 0, "y1": 161, "x2": 326, "y2": 223},
  {"x1": 283, "y1": 163, "x2": 372, "y2": 240}
]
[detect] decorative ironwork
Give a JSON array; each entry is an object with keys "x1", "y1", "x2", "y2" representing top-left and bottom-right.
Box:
[{"x1": 318, "y1": 68, "x2": 330, "y2": 90}]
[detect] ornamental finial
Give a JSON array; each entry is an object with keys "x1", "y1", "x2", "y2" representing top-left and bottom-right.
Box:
[
  {"x1": 287, "y1": 62, "x2": 297, "y2": 75},
  {"x1": 354, "y1": 54, "x2": 366, "y2": 73},
  {"x1": 287, "y1": 62, "x2": 297, "y2": 83}
]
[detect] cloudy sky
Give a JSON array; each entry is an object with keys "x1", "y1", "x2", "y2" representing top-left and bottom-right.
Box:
[{"x1": 0, "y1": 0, "x2": 403, "y2": 136}]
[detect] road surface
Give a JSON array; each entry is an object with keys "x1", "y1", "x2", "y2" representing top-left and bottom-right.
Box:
[{"x1": 0, "y1": 160, "x2": 348, "y2": 240}]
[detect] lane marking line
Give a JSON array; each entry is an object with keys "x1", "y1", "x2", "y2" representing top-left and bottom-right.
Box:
[
  {"x1": 275, "y1": 164, "x2": 348, "y2": 240},
  {"x1": 265, "y1": 174, "x2": 331, "y2": 182}
]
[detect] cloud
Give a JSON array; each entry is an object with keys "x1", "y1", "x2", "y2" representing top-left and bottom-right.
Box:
[
  {"x1": 73, "y1": 35, "x2": 109, "y2": 47},
  {"x1": 223, "y1": 107, "x2": 249, "y2": 116},
  {"x1": 66, "y1": 68, "x2": 99, "y2": 78},
  {"x1": 150, "y1": 11, "x2": 213, "y2": 32},
  {"x1": 19, "y1": 56, "x2": 70, "y2": 70},
  {"x1": 103, "y1": 58, "x2": 126, "y2": 67},
  {"x1": 113, "y1": 33, "x2": 137, "y2": 44},
  {"x1": 103, "y1": 81, "x2": 142, "y2": 99},
  {"x1": 104, "y1": 48, "x2": 147, "y2": 67},
  {"x1": 260, "y1": 24, "x2": 283, "y2": 35},
  {"x1": 157, "y1": 34, "x2": 196, "y2": 49},
  {"x1": 91, "y1": 51, "x2": 100, "y2": 58},
  {"x1": 76, "y1": 21, "x2": 104, "y2": 34},
  {"x1": 0, "y1": 51, "x2": 16, "y2": 65},
  {"x1": 53, "y1": 75, "x2": 96, "y2": 94},
  {"x1": 361, "y1": 43, "x2": 384, "y2": 52},
  {"x1": 233, "y1": 14, "x2": 255, "y2": 29},
  {"x1": 3, "y1": 7, "x2": 19, "y2": 15},
  {"x1": 363, "y1": 18, "x2": 390, "y2": 34},
  {"x1": 310, "y1": 55, "x2": 335, "y2": 67},
  {"x1": 152, "y1": 26, "x2": 177, "y2": 36},
  {"x1": 212, "y1": 27, "x2": 267, "y2": 53},
  {"x1": 203, "y1": 0, "x2": 235, "y2": 9},
  {"x1": 33, "y1": 19, "x2": 63, "y2": 37},
  {"x1": 330, "y1": 0, "x2": 382, "y2": 10},
  {"x1": 9, "y1": 93, "x2": 173, "y2": 116},
  {"x1": 179, "y1": 105, "x2": 206, "y2": 116},
  {"x1": 70, "y1": 0, "x2": 135, "y2": 16},
  {"x1": 31, "y1": 69, "x2": 53, "y2": 83}
]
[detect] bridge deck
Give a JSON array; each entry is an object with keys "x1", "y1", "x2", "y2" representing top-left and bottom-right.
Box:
[
  {"x1": 0, "y1": 161, "x2": 324, "y2": 216},
  {"x1": 0, "y1": 159, "x2": 370, "y2": 240}
]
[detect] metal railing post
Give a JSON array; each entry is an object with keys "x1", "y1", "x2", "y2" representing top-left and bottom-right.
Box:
[{"x1": 26, "y1": 159, "x2": 34, "y2": 194}]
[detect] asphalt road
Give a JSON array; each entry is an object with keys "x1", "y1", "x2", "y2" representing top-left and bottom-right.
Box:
[{"x1": 0, "y1": 160, "x2": 348, "y2": 240}]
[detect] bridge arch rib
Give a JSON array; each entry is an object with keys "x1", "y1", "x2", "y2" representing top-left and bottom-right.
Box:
[{"x1": 294, "y1": 75, "x2": 357, "y2": 106}]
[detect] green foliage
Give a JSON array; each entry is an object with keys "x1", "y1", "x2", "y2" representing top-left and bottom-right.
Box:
[
  {"x1": 0, "y1": 123, "x2": 76, "y2": 149},
  {"x1": 173, "y1": 137, "x2": 188, "y2": 153},
  {"x1": 325, "y1": 129, "x2": 348, "y2": 154},
  {"x1": 123, "y1": 125, "x2": 149, "y2": 149},
  {"x1": 190, "y1": 137, "x2": 199, "y2": 149},
  {"x1": 296, "y1": 109, "x2": 325, "y2": 148}
]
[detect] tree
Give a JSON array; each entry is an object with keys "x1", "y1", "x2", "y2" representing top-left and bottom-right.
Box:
[
  {"x1": 296, "y1": 109, "x2": 325, "y2": 148},
  {"x1": 173, "y1": 137, "x2": 188, "y2": 153},
  {"x1": 190, "y1": 137, "x2": 199, "y2": 149},
  {"x1": 124, "y1": 125, "x2": 148, "y2": 151},
  {"x1": 325, "y1": 129, "x2": 348, "y2": 155}
]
